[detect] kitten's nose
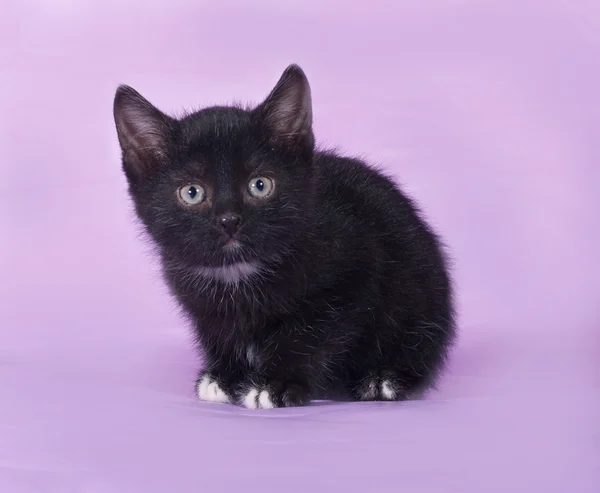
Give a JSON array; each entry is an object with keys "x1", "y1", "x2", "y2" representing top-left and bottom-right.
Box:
[{"x1": 217, "y1": 213, "x2": 242, "y2": 236}]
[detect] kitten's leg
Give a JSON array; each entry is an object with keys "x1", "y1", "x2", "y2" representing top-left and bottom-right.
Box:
[
  {"x1": 238, "y1": 323, "x2": 342, "y2": 409},
  {"x1": 195, "y1": 351, "x2": 248, "y2": 405},
  {"x1": 348, "y1": 318, "x2": 453, "y2": 402}
]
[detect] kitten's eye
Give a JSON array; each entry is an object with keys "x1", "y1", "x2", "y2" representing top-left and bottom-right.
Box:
[
  {"x1": 248, "y1": 177, "x2": 274, "y2": 199},
  {"x1": 178, "y1": 184, "x2": 206, "y2": 205}
]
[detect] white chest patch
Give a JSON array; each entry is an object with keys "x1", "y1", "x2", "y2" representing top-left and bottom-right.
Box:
[{"x1": 194, "y1": 261, "x2": 262, "y2": 284}]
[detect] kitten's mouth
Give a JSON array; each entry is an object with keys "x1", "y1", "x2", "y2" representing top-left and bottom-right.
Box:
[
  {"x1": 223, "y1": 238, "x2": 242, "y2": 250},
  {"x1": 216, "y1": 235, "x2": 257, "y2": 266}
]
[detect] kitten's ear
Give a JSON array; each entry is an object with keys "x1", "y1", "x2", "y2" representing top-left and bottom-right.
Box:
[
  {"x1": 113, "y1": 85, "x2": 176, "y2": 178},
  {"x1": 258, "y1": 64, "x2": 313, "y2": 146}
]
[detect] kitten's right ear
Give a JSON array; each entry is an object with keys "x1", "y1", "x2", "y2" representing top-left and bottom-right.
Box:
[
  {"x1": 257, "y1": 64, "x2": 313, "y2": 149},
  {"x1": 113, "y1": 85, "x2": 176, "y2": 178}
]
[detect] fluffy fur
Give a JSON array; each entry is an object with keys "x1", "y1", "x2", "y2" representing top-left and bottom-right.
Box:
[{"x1": 113, "y1": 64, "x2": 456, "y2": 408}]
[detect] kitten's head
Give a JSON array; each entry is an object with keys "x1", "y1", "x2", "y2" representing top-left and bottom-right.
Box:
[{"x1": 113, "y1": 64, "x2": 315, "y2": 272}]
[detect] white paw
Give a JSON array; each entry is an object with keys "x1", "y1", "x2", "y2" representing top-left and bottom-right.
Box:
[
  {"x1": 196, "y1": 375, "x2": 230, "y2": 404},
  {"x1": 359, "y1": 379, "x2": 398, "y2": 400},
  {"x1": 242, "y1": 387, "x2": 275, "y2": 410}
]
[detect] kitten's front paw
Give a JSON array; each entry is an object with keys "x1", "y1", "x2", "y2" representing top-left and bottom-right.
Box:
[
  {"x1": 196, "y1": 373, "x2": 231, "y2": 404},
  {"x1": 241, "y1": 379, "x2": 310, "y2": 409}
]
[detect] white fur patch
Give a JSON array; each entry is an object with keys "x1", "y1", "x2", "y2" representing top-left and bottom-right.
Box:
[
  {"x1": 196, "y1": 375, "x2": 230, "y2": 404},
  {"x1": 380, "y1": 380, "x2": 396, "y2": 400},
  {"x1": 359, "y1": 379, "x2": 397, "y2": 401},
  {"x1": 242, "y1": 388, "x2": 259, "y2": 409},
  {"x1": 223, "y1": 240, "x2": 243, "y2": 252},
  {"x1": 194, "y1": 261, "x2": 262, "y2": 284},
  {"x1": 242, "y1": 387, "x2": 275, "y2": 409},
  {"x1": 258, "y1": 390, "x2": 275, "y2": 409}
]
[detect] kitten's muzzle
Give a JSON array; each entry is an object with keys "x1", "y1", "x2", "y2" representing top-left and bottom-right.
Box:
[{"x1": 217, "y1": 212, "x2": 243, "y2": 237}]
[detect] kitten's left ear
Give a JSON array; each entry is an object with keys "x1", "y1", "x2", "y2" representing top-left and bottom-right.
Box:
[
  {"x1": 113, "y1": 85, "x2": 176, "y2": 179},
  {"x1": 257, "y1": 64, "x2": 313, "y2": 147}
]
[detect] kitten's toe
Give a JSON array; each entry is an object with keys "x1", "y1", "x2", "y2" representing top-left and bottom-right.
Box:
[
  {"x1": 270, "y1": 379, "x2": 310, "y2": 407},
  {"x1": 241, "y1": 380, "x2": 310, "y2": 409},
  {"x1": 242, "y1": 387, "x2": 275, "y2": 409},
  {"x1": 354, "y1": 373, "x2": 408, "y2": 401},
  {"x1": 196, "y1": 373, "x2": 231, "y2": 404}
]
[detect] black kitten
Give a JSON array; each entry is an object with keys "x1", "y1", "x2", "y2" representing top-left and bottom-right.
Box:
[{"x1": 113, "y1": 64, "x2": 456, "y2": 409}]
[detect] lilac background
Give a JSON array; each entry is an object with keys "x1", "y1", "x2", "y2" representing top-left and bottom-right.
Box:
[{"x1": 1, "y1": 1, "x2": 599, "y2": 492}]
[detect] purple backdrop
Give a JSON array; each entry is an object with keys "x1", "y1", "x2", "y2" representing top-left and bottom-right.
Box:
[{"x1": 1, "y1": 1, "x2": 598, "y2": 492}]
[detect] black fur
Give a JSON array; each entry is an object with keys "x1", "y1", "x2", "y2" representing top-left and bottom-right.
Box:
[{"x1": 113, "y1": 64, "x2": 456, "y2": 408}]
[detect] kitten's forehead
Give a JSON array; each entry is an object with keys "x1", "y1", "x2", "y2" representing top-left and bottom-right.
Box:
[
  {"x1": 183, "y1": 106, "x2": 253, "y2": 139},
  {"x1": 179, "y1": 106, "x2": 263, "y2": 174}
]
